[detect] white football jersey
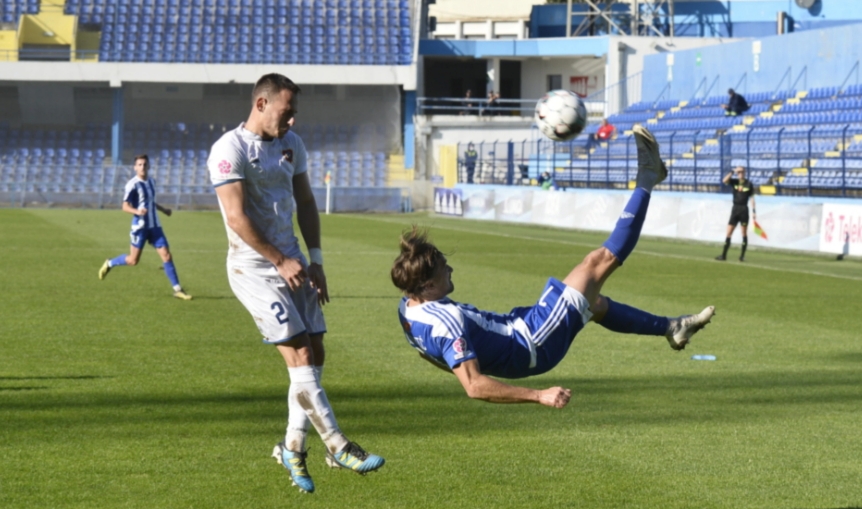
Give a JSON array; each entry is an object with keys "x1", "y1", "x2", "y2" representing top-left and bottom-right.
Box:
[{"x1": 208, "y1": 123, "x2": 308, "y2": 264}]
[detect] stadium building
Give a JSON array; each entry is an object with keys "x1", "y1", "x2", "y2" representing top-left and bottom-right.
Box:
[{"x1": 0, "y1": 0, "x2": 861, "y2": 254}]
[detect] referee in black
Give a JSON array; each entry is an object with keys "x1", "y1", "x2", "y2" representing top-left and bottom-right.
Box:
[{"x1": 716, "y1": 166, "x2": 756, "y2": 262}]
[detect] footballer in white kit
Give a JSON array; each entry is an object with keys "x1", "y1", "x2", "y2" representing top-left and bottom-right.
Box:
[
  {"x1": 208, "y1": 73, "x2": 383, "y2": 495},
  {"x1": 209, "y1": 124, "x2": 324, "y2": 342}
]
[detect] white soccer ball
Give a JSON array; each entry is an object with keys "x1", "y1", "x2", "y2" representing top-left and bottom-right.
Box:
[{"x1": 534, "y1": 89, "x2": 587, "y2": 142}]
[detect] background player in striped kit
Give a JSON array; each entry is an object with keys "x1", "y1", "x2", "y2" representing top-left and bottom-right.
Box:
[
  {"x1": 98, "y1": 154, "x2": 192, "y2": 300},
  {"x1": 392, "y1": 126, "x2": 715, "y2": 408}
]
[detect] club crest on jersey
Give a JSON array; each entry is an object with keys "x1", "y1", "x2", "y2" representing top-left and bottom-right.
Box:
[
  {"x1": 282, "y1": 149, "x2": 294, "y2": 163},
  {"x1": 453, "y1": 338, "x2": 467, "y2": 359},
  {"x1": 218, "y1": 160, "x2": 232, "y2": 174},
  {"x1": 401, "y1": 321, "x2": 412, "y2": 334}
]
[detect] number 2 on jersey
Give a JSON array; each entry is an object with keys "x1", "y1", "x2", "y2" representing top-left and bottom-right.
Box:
[{"x1": 271, "y1": 302, "x2": 289, "y2": 324}]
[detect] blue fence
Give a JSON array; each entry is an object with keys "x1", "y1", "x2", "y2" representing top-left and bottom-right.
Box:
[{"x1": 457, "y1": 125, "x2": 862, "y2": 197}]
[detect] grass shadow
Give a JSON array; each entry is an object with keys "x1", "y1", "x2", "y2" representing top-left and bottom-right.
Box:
[{"x1": 0, "y1": 375, "x2": 113, "y2": 381}]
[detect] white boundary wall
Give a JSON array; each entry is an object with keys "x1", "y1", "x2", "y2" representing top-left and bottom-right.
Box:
[{"x1": 454, "y1": 185, "x2": 862, "y2": 256}]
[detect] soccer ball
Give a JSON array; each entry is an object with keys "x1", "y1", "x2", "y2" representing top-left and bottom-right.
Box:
[{"x1": 534, "y1": 90, "x2": 587, "y2": 142}]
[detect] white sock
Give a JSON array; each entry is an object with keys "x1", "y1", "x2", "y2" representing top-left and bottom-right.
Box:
[
  {"x1": 285, "y1": 381, "x2": 309, "y2": 452},
  {"x1": 173, "y1": 284, "x2": 183, "y2": 292},
  {"x1": 286, "y1": 365, "x2": 348, "y2": 454},
  {"x1": 284, "y1": 365, "x2": 324, "y2": 451}
]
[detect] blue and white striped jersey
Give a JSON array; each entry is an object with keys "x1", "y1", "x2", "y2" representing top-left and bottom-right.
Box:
[
  {"x1": 397, "y1": 278, "x2": 591, "y2": 380},
  {"x1": 398, "y1": 296, "x2": 537, "y2": 379},
  {"x1": 123, "y1": 176, "x2": 162, "y2": 231}
]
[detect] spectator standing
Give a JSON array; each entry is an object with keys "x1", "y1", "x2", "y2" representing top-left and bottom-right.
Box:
[
  {"x1": 463, "y1": 143, "x2": 478, "y2": 184},
  {"x1": 482, "y1": 91, "x2": 500, "y2": 117},
  {"x1": 460, "y1": 89, "x2": 474, "y2": 115}
]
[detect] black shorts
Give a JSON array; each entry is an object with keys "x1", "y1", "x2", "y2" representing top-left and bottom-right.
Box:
[{"x1": 728, "y1": 205, "x2": 749, "y2": 227}]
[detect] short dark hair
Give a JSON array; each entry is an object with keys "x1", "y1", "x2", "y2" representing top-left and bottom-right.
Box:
[
  {"x1": 728, "y1": 88, "x2": 735, "y2": 95},
  {"x1": 391, "y1": 227, "x2": 445, "y2": 299},
  {"x1": 134, "y1": 154, "x2": 149, "y2": 164},
  {"x1": 252, "y1": 73, "x2": 302, "y2": 102}
]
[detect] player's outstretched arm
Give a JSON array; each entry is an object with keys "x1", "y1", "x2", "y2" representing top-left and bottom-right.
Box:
[
  {"x1": 154, "y1": 203, "x2": 172, "y2": 217},
  {"x1": 215, "y1": 181, "x2": 307, "y2": 290},
  {"x1": 452, "y1": 359, "x2": 571, "y2": 408}
]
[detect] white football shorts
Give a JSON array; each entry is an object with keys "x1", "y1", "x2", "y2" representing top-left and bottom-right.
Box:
[{"x1": 227, "y1": 261, "x2": 327, "y2": 344}]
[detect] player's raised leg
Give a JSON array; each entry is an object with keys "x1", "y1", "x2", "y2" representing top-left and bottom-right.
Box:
[
  {"x1": 562, "y1": 125, "x2": 714, "y2": 349},
  {"x1": 99, "y1": 245, "x2": 142, "y2": 280},
  {"x1": 562, "y1": 125, "x2": 666, "y2": 303}
]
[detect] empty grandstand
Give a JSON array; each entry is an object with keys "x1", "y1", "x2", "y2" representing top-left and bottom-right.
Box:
[
  {"x1": 0, "y1": 0, "x2": 417, "y2": 211},
  {"x1": 3, "y1": 0, "x2": 862, "y2": 211}
]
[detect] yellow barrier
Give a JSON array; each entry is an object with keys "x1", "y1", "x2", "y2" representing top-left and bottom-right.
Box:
[
  {"x1": 439, "y1": 145, "x2": 457, "y2": 188},
  {"x1": 0, "y1": 30, "x2": 17, "y2": 61}
]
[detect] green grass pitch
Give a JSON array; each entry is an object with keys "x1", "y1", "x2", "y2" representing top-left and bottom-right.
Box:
[{"x1": 1, "y1": 207, "x2": 861, "y2": 509}]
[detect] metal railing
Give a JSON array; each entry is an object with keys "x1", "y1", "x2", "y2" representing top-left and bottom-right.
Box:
[
  {"x1": 416, "y1": 96, "x2": 606, "y2": 118},
  {"x1": 417, "y1": 73, "x2": 641, "y2": 119},
  {"x1": 454, "y1": 124, "x2": 862, "y2": 197},
  {"x1": 0, "y1": 158, "x2": 396, "y2": 209},
  {"x1": 0, "y1": 162, "x2": 218, "y2": 209},
  {"x1": 584, "y1": 71, "x2": 643, "y2": 117}
]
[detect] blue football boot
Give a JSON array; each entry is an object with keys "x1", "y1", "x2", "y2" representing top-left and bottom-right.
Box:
[
  {"x1": 325, "y1": 441, "x2": 385, "y2": 475},
  {"x1": 272, "y1": 442, "x2": 315, "y2": 493}
]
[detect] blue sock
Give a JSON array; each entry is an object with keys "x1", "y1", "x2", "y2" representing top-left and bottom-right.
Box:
[
  {"x1": 163, "y1": 260, "x2": 180, "y2": 287},
  {"x1": 109, "y1": 255, "x2": 128, "y2": 267},
  {"x1": 601, "y1": 187, "x2": 650, "y2": 264},
  {"x1": 598, "y1": 298, "x2": 669, "y2": 336}
]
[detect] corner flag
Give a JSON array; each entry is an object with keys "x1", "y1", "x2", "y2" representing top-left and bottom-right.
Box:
[{"x1": 753, "y1": 220, "x2": 768, "y2": 240}]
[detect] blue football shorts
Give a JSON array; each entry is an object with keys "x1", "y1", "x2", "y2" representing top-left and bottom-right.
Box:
[
  {"x1": 510, "y1": 277, "x2": 593, "y2": 376},
  {"x1": 130, "y1": 226, "x2": 169, "y2": 250}
]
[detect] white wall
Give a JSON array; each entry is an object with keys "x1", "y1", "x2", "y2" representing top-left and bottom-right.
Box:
[
  {"x1": 456, "y1": 185, "x2": 833, "y2": 255},
  {"x1": 605, "y1": 35, "x2": 734, "y2": 111},
  {"x1": 415, "y1": 115, "x2": 534, "y2": 180},
  {"x1": 429, "y1": 0, "x2": 542, "y2": 22},
  {"x1": 520, "y1": 55, "x2": 606, "y2": 101}
]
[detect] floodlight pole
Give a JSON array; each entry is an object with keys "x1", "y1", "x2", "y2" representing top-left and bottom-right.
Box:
[{"x1": 566, "y1": 0, "x2": 572, "y2": 37}]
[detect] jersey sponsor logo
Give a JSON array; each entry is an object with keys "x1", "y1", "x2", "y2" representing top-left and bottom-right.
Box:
[
  {"x1": 282, "y1": 149, "x2": 294, "y2": 162},
  {"x1": 619, "y1": 212, "x2": 635, "y2": 220},
  {"x1": 218, "y1": 160, "x2": 232, "y2": 174}
]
